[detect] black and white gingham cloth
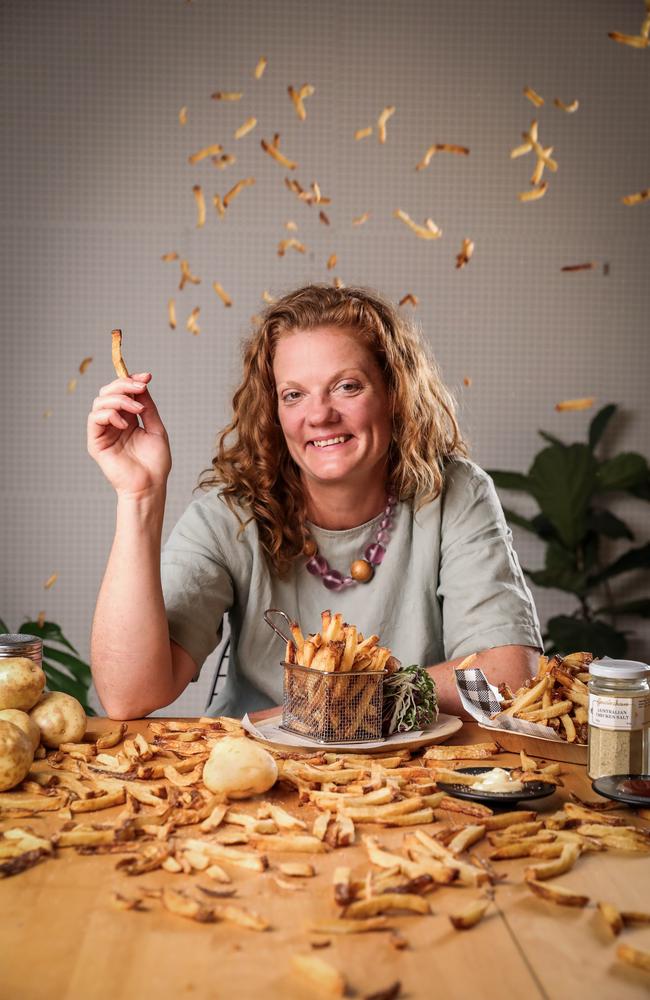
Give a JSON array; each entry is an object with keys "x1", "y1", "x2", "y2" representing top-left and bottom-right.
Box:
[{"x1": 455, "y1": 667, "x2": 562, "y2": 740}]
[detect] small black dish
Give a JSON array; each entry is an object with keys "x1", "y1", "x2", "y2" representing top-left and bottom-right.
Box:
[
  {"x1": 591, "y1": 773, "x2": 650, "y2": 808},
  {"x1": 435, "y1": 766, "x2": 557, "y2": 805}
]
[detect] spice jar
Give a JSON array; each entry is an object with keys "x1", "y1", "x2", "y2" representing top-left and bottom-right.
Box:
[
  {"x1": 0, "y1": 633, "x2": 43, "y2": 668},
  {"x1": 588, "y1": 659, "x2": 650, "y2": 779}
]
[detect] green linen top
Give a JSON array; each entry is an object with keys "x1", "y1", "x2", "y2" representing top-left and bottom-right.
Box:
[{"x1": 160, "y1": 458, "x2": 543, "y2": 718}]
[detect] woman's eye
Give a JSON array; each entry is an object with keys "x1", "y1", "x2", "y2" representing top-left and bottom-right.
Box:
[
  {"x1": 337, "y1": 381, "x2": 361, "y2": 393},
  {"x1": 282, "y1": 391, "x2": 302, "y2": 403}
]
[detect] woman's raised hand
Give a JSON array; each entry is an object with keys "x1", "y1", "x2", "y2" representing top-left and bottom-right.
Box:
[{"x1": 87, "y1": 372, "x2": 172, "y2": 499}]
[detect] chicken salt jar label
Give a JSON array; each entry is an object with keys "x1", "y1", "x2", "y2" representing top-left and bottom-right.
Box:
[{"x1": 587, "y1": 658, "x2": 650, "y2": 779}]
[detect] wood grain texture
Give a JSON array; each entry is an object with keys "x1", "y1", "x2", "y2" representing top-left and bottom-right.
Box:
[{"x1": 1, "y1": 720, "x2": 648, "y2": 1000}]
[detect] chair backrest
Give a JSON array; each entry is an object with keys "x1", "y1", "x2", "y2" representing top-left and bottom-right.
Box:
[{"x1": 204, "y1": 635, "x2": 231, "y2": 712}]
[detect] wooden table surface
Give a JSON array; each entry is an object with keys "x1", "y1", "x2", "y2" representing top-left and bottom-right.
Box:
[{"x1": 1, "y1": 718, "x2": 649, "y2": 1000}]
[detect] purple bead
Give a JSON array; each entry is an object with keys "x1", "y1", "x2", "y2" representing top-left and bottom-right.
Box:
[
  {"x1": 384, "y1": 505, "x2": 394, "y2": 517},
  {"x1": 342, "y1": 576, "x2": 356, "y2": 587},
  {"x1": 322, "y1": 570, "x2": 345, "y2": 591},
  {"x1": 376, "y1": 529, "x2": 390, "y2": 544},
  {"x1": 379, "y1": 516, "x2": 392, "y2": 530},
  {"x1": 306, "y1": 554, "x2": 329, "y2": 576},
  {"x1": 364, "y1": 542, "x2": 386, "y2": 565},
  {"x1": 387, "y1": 494, "x2": 397, "y2": 506}
]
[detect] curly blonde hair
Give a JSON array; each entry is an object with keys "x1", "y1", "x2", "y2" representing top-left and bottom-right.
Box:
[{"x1": 196, "y1": 284, "x2": 468, "y2": 575}]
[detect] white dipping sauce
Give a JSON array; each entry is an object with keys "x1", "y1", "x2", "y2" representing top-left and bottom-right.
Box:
[{"x1": 472, "y1": 767, "x2": 524, "y2": 793}]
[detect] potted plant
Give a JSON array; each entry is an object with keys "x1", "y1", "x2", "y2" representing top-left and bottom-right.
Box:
[{"x1": 487, "y1": 404, "x2": 650, "y2": 658}]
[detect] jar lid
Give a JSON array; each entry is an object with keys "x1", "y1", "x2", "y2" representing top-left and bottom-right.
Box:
[
  {"x1": 590, "y1": 657, "x2": 649, "y2": 680},
  {"x1": 0, "y1": 633, "x2": 43, "y2": 656}
]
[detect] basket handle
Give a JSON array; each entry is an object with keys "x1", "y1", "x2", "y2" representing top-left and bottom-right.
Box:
[{"x1": 263, "y1": 608, "x2": 297, "y2": 648}]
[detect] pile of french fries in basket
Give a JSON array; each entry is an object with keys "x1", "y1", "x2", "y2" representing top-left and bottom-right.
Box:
[
  {"x1": 282, "y1": 611, "x2": 398, "y2": 743},
  {"x1": 284, "y1": 610, "x2": 396, "y2": 674},
  {"x1": 492, "y1": 651, "x2": 592, "y2": 744}
]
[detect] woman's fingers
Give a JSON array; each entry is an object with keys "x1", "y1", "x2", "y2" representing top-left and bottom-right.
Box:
[
  {"x1": 92, "y1": 408, "x2": 129, "y2": 430},
  {"x1": 98, "y1": 373, "x2": 151, "y2": 398},
  {"x1": 135, "y1": 386, "x2": 166, "y2": 435},
  {"x1": 92, "y1": 393, "x2": 145, "y2": 415}
]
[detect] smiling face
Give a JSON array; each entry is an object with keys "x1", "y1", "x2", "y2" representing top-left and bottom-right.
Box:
[{"x1": 273, "y1": 326, "x2": 393, "y2": 495}]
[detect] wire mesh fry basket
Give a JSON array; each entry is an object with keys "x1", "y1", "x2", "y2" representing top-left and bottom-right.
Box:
[
  {"x1": 264, "y1": 608, "x2": 386, "y2": 744},
  {"x1": 282, "y1": 662, "x2": 385, "y2": 743}
]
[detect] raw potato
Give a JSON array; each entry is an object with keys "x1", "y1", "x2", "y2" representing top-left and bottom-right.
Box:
[
  {"x1": 29, "y1": 691, "x2": 87, "y2": 748},
  {"x1": 202, "y1": 736, "x2": 278, "y2": 799},
  {"x1": 0, "y1": 657, "x2": 46, "y2": 712},
  {"x1": 0, "y1": 709, "x2": 41, "y2": 752},
  {"x1": 0, "y1": 718, "x2": 34, "y2": 791}
]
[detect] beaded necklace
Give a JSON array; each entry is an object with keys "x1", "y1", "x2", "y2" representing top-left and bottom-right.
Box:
[{"x1": 304, "y1": 495, "x2": 397, "y2": 591}]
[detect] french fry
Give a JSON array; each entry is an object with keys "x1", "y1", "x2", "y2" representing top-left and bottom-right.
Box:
[
  {"x1": 527, "y1": 879, "x2": 589, "y2": 907},
  {"x1": 192, "y1": 185, "x2": 206, "y2": 227},
  {"x1": 211, "y1": 91, "x2": 242, "y2": 101},
  {"x1": 524, "y1": 842, "x2": 581, "y2": 881},
  {"x1": 608, "y1": 32, "x2": 649, "y2": 49},
  {"x1": 616, "y1": 944, "x2": 650, "y2": 974},
  {"x1": 288, "y1": 84, "x2": 315, "y2": 120},
  {"x1": 291, "y1": 955, "x2": 346, "y2": 997},
  {"x1": 355, "y1": 126, "x2": 373, "y2": 140},
  {"x1": 343, "y1": 894, "x2": 430, "y2": 918},
  {"x1": 518, "y1": 182, "x2": 548, "y2": 202},
  {"x1": 554, "y1": 98, "x2": 579, "y2": 113},
  {"x1": 253, "y1": 57, "x2": 267, "y2": 79},
  {"x1": 310, "y1": 918, "x2": 391, "y2": 934},
  {"x1": 111, "y1": 329, "x2": 129, "y2": 379},
  {"x1": 449, "y1": 896, "x2": 491, "y2": 929},
  {"x1": 621, "y1": 188, "x2": 650, "y2": 206},
  {"x1": 278, "y1": 861, "x2": 314, "y2": 878},
  {"x1": 261, "y1": 138, "x2": 297, "y2": 170},
  {"x1": 234, "y1": 118, "x2": 257, "y2": 140},
  {"x1": 377, "y1": 106, "x2": 395, "y2": 144},
  {"x1": 523, "y1": 86, "x2": 544, "y2": 107},
  {"x1": 394, "y1": 209, "x2": 442, "y2": 240},
  {"x1": 212, "y1": 282, "x2": 232, "y2": 308},
  {"x1": 223, "y1": 177, "x2": 255, "y2": 207},
  {"x1": 455, "y1": 238, "x2": 474, "y2": 269},
  {"x1": 425, "y1": 743, "x2": 499, "y2": 761},
  {"x1": 598, "y1": 901, "x2": 624, "y2": 935},
  {"x1": 554, "y1": 398, "x2": 595, "y2": 413},
  {"x1": 188, "y1": 144, "x2": 222, "y2": 165}
]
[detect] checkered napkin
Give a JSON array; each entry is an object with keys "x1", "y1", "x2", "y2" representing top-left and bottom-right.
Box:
[{"x1": 455, "y1": 667, "x2": 563, "y2": 741}]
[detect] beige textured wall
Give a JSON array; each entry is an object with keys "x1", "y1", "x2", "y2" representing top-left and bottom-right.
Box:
[{"x1": 1, "y1": 0, "x2": 648, "y2": 716}]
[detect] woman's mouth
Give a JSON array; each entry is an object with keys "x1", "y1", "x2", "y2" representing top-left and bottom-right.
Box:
[{"x1": 308, "y1": 434, "x2": 353, "y2": 449}]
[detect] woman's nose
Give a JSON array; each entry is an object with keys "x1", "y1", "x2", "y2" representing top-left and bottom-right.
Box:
[{"x1": 306, "y1": 394, "x2": 339, "y2": 424}]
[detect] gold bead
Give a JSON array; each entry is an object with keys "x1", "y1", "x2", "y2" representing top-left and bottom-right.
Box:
[
  {"x1": 350, "y1": 559, "x2": 374, "y2": 583},
  {"x1": 303, "y1": 537, "x2": 318, "y2": 558}
]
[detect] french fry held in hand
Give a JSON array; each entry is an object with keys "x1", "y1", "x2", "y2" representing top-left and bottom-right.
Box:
[{"x1": 491, "y1": 651, "x2": 592, "y2": 744}]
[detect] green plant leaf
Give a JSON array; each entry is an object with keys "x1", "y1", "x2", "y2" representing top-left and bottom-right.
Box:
[
  {"x1": 587, "y1": 509, "x2": 634, "y2": 540},
  {"x1": 486, "y1": 470, "x2": 532, "y2": 492},
  {"x1": 544, "y1": 616, "x2": 628, "y2": 658},
  {"x1": 42, "y1": 662, "x2": 95, "y2": 714},
  {"x1": 538, "y1": 431, "x2": 566, "y2": 448},
  {"x1": 629, "y1": 477, "x2": 650, "y2": 501},
  {"x1": 589, "y1": 542, "x2": 650, "y2": 584},
  {"x1": 0, "y1": 618, "x2": 9, "y2": 634},
  {"x1": 502, "y1": 508, "x2": 538, "y2": 532},
  {"x1": 42, "y1": 645, "x2": 91, "y2": 688},
  {"x1": 593, "y1": 598, "x2": 650, "y2": 619},
  {"x1": 596, "y1": 453, "x2": 650, "y2": 492},
  {"x1": 527, "y1": 444, "x2": 597, "y2": 549},
  {"x1": 525, "y1": 541, "x2": 589, "y2": 595},
  {"x1": 17, "y1": 620, "x2": 78, "y2": 654},
  {"x1": 588, "y1": 404, "x2": 617, "y2": 451}
]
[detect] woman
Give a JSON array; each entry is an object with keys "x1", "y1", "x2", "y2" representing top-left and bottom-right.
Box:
[{"x1": 88, "y1": 284, "x2": 542, "y2": 720}]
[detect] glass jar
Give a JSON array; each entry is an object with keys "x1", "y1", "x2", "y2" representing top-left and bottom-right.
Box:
[
  {"x1": 0, "y1": 633, "x2": 43, "y2": 667},
  {"x1": 588, "y1": 659, "x2": 650, "y2": 779}
]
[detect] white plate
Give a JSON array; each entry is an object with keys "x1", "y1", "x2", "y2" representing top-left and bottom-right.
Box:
[{"x1": 245, "y1": 712, "x2": 463, "y2": 754}]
